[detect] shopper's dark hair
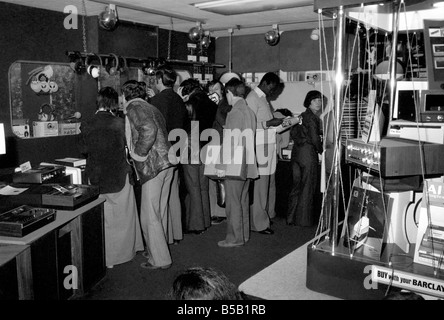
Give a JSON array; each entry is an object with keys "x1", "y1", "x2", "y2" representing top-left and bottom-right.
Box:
[
  {"x1": 275, "y1": 108, "x2": 293, "y2": 118},
  {"x1": 97, "y1": 86, "x2": 118, "y2": 112},
  {"x1": 155, "y1": 66, "x2": 177, "y2": 88},
  {"x1": 121, "y1": 80, "x2": 145, "y2": 101},
  {"x1": 225, "y1": 78, "x2": 246, "y2": 98},
  {"x1": 206, "y1": 79, "x2": 224, "y2": 92},
  {"x1": 259, "y1": 72, "x2": 281, "y2": 86},
  {"x1": 303, "y1": 90, "x2": 324, "y2": 108},
  {"x1": 180, "y1": 78, "x2": 202, "y2": 97},
  {"x1": 169, "y1": 267, "x2": 243, "y2": 300}
]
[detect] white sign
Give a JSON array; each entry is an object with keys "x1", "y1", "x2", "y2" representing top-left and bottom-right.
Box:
[{"x1": 371, "y1": 265, "x2": 444, "y2": 298}]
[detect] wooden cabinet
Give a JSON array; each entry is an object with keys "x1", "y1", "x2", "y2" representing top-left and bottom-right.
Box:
[
  {"x1": 0, "y1": 245, "x2": 32, "y2": 300},
  {"x1": 79, "y1": 203, "x2": 106, "y2": 293},
  {"x1": 0, "y1": 198, "x2": 105, "y2": 300}
]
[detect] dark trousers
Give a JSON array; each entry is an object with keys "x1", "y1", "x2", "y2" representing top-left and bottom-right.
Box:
[
  {"x1": 182, "y1": 163, "x2": 211, "y2": 231},
  {"x1": 224, "y1": 179, "x2": 251, "y2": 244},
  {"x1": 287, "y1": 144, "x2": 319, "y2": 226}
]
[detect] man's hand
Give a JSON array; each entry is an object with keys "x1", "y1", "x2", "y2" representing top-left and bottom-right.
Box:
[
  {"x1": 215, "y1": 169, "x2": 226, "y2": 178},
  {"x1": 266, "y1": 118, "x2": 284, "y2": 127},
  {"x1": 146, "y1": 88, "x2": 156, "y2": 98}
]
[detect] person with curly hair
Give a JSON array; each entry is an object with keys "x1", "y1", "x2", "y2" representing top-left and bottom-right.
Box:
[{"x1": 170, "y1": 266, "x2": 243, "y2": 300}]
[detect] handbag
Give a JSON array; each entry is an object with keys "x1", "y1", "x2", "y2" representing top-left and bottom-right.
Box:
[{"x1": 215, "y1": 179, "x2": 226, "y2": 208}]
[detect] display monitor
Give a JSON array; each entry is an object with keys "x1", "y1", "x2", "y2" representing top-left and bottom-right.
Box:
[
  {"x1": 392, "y1": 81, "x2": 428, "y2": 122},
  {"x1": 420, "y1": 90, "x2": 444, "y2": 122}
]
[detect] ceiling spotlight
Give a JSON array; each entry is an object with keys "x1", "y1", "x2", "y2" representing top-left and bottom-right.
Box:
[
  {"x1": 98, "y1": 4, "x2": 119, "y2": 31},
  {"x1": 189, "y1": 22, "x2": 204, "y2": 43},
  {"x1": 311, "y1": 28, "x2": 320, "y2": 41},
  {"x1": 264, "y1": 24, "x2": 280, "y2": 46},
  {"x1": 200, "y1": 31, "x2": 211, "y2": 49}
]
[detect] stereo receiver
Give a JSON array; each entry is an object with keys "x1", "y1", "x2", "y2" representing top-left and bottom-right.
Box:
[{"x1": 345, "y1": 137, "x2": 444, "y2": 177}]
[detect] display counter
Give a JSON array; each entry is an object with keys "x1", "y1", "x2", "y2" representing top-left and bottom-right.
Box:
[{"x1": 0, "y1": 198, "x2": 106, "y2": 300}]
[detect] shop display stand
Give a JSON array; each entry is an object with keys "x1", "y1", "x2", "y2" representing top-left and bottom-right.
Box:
[{"x1": 306, "y1": 0, "x2": 444, "y2": 300}]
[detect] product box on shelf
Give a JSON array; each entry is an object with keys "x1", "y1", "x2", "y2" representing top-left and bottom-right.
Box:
[
  {"x1": 13, "y1": 124, "x2": 30, "y2": 138},
  {"x1": 58, "y1": 122, "x2": 80, "y2": 135},
  {"x1": 33, "y1": 121, "x2": 58, "y2": 137}
]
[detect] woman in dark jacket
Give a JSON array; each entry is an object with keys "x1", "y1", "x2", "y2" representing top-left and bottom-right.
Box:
[
  {"x1": 178, "y1": 78, "x2": 218, "y2": 234},
  {"x1": 287, "y1": 90, "x2": 325, "y2": 227},
  {"x1": 78, "y1": 86, "x2": 143, "y2": 268}
]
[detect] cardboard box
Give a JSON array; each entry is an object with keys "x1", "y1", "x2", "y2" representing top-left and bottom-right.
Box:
[
  {"x1": 33, "y1": 121, "x2": 58, "y2": 137},
  {"x1": 58, "y1": 122, "x2": 80, "y2": 135}
]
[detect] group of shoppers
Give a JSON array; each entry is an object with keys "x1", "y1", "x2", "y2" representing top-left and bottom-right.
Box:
[{"x1": 78, "y1": 66, "x2": 326, "y2": 269}]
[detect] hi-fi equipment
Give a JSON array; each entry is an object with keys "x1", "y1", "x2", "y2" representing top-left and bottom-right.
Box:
[
  {"x1": 13, "y1": 165, "x2": 66, "y2": 184},
  {"x1": 0, "y1": 205, "x2": 56, "y2": 237},
  {"x1": 388, "y1": 120, "x2": 444, "y2": 144},
  {"x1": 9, "y1": 184, "x2": 100, "y2": 210},
  {"x1": 345, "y1": 137, "x2": 444, "y2": 177}
]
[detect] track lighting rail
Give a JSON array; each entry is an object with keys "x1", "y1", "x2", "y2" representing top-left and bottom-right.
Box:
[{"x1": 65, "y1": 51, "x2": 226, "y2": 69}]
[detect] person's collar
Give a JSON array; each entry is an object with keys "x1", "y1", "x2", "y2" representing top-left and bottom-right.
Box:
[
  {"x1": 159, "y1": 86, "x2": 172, "y2": 93},
  {"x1": 231, "y1": 96, "x2": 243, "y2": 105},
  {"x1": 123, "y1": 98, "x2": 145, "y2": 114},
  {"x1": 254, "y1": 86, "x2": 266, "y2": 98}
]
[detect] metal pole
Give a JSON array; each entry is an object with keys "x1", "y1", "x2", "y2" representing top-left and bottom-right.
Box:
[
  {"x1": 388, "y1": 1, "x2": 401, "y2": 120},
  {"x1": 329, "y1": 6, "x2": 346, "y2": 253},
  {"x1": 228, "y1": 28, "x2": 233, "y2": 72}
]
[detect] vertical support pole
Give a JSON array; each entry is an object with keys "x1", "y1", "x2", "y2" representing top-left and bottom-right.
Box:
[
  {"x1": 388, "y1": 1, "x2": 401, "y2": 122},
  {"x1": 228, "y1": 28, "x2": 233, "y2": 72},
  {"x1": 329, "y1": 6, "x2": 346, "y2": 253}
]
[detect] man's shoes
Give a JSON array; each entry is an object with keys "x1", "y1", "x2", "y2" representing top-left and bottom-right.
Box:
[
  {"x1": 255, "y1": 228, "x2": 274, "y2": 235},
  {"x1": 140, "y1": 261, "x2": 171, "y2": 270},
  {"x1": 172, "y1": 239, "x2": 180, "y2": 245},
  {"x1": 217, "y1": 240, "x2": 244, "y2": 248},
  {"x1": 211, "y1": 217, "x2": 226, "y2": 225},
  {"x1": 142, "y1": 251, "x2": 149, "y2": 259}
]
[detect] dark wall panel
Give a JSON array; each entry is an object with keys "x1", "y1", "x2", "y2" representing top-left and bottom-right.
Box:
[
  {"x1": 215, "y1": 28, "x2": 338, "y2": 74},
  {"x1": 0, "y1": 2, "x2": 90, "y2": 168},
  {"x1": 98, "y1": 21, "x2": 158, "y2": 58},
  {"x1": 279, "y1": 28, "x2": 335, "y2": 71},
  {"x1": 215, "y1": 33, "x2": 280, "y2": 74}
]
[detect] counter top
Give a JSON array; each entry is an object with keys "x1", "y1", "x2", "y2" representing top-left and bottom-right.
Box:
[
  {"x1": 0, "y1": 244, "x2": 30, "y2": 266},
  {"x1": 0, "y1": 197, "x2": 105, "y2": 245}
]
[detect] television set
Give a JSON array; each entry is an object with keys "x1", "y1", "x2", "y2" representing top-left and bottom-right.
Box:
[
  {"x1": 392, "y1": 81, "x2": 428, "y2": 122},
  {"x1": 420, "y1": 90, "x2": 444, "y2": 122}
]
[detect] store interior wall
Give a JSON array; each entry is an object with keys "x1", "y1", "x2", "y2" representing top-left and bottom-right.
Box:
[
  {"x1": 0, "y1": 1, "x2": 347, "y2": 170},
  {"x1": 215, "y1": 28, "x2": 339, "y2": 74}
]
